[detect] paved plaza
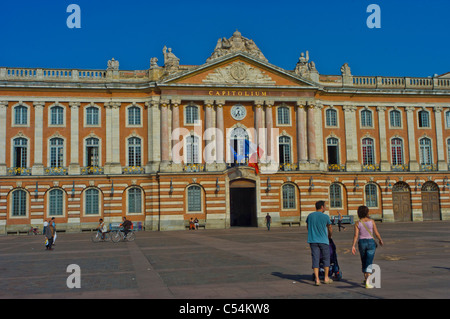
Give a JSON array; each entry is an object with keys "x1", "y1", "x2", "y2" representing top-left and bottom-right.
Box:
[{"x1": 0, "y1": 221, "x2": 449, "y2": 300}]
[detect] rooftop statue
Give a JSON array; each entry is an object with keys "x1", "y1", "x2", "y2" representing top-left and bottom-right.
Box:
[
  {"x1": 163, "y1": 46, "x2": 180, "y2": 73},
  {"x1": 207, "y1": 30, "x2": 268, "y2": 63}
]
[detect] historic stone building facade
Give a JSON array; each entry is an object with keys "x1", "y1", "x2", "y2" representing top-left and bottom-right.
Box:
[{"x1": 1, "y1": 31, "x2": 449, "y2": 234}]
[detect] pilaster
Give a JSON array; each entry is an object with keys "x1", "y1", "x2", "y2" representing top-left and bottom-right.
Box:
[
  {"x1": 32, "y1": 102, "x2": 45, "y2": 176},
  {"x1": 68, "y1": 102, "x2": 81, "y2": 175},
  {"x1": 0, "y1": 101, "x2": 7, "y2": 175}
]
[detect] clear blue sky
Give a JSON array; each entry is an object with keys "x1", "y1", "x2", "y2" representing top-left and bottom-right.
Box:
[{"x1": 0, "y1": 0, "x2": 449, "y2": 77}]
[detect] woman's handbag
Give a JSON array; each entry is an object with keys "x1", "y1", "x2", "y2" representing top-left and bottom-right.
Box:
[{"x1": 360, "y1": 220, "x2": 378, "y2": 248}]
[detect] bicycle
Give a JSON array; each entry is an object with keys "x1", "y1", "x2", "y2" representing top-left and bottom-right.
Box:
[
  {"x1": 91, "y1": 229, "x2": 111, "y2": 243},
  {"x1": 110, "y1": 227, "x2": 135, "y2": 243}
]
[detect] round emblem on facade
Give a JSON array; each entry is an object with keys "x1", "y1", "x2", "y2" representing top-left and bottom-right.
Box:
[
  {"x1": 230, "y1": 64, "x2": 247, "y2": 82},
  {"x1": 231, "y1": 104, "x2": 247, "y2": 121}
]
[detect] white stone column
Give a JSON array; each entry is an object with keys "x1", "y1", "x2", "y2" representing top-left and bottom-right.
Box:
[
  {"x1": 296, "y1": 101, "x2": 308, "y2": 164},
  {"x1": 145, "y1": 98, "x2": 161, "y2": 172},
  {"x1": 110, "y1": 102, "x2": 122, "y2": 174},
  {"x1": 0, "y1": 101, "x2": 7, "y2": 175},
  {"x1": 377, "y1": 106, "x2": 390, "y2": 171},
  {"x1": 343, "y1": 104, "x2": 360, "y2": 171},
  {"x1": 205, "y1": 101, "x2": 215, "y2": 168},
  {"x1": 434, "y1": 106, "x2": 447, "y2": 171},
  {"x1": 406, "y1": 106, "x2": 419, "y2": 171},
  {"x1": 265, "y1": 102, "x2": 273, "y2": 162},
  {"x1": 160, "y1": 100, "x2": 170, "y2": 164},
  {"x1": 216, "y1": 101, "x2": 225, "y2": 167},
  {"x1": 32, "y1": 102, "x2": 45, "y2": 175},
  {"x1": 307, "y1": 104, "x2": 317, "y2": 162},
  {"x1": 254, "y1": 101, "x2": 264, "y2": 161},
  {"x1": 68, "y1": 102, "x2": 81, "y2": 175},
  {"x1": 313, "y1": 102, "x2": 325, "y2": 169},
  {"x1": 104, "y1": 102, "x2": 122, "y2": 174}
]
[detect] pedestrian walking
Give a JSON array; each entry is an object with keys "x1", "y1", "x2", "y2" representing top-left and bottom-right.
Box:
[
  {"x1": 351, "y1": 205, "x2": 384, "y2": 289},
  {"x1": 265, "y1": 213, "x2": 272, "y2": 231},
  {"x1": 45, "y1": 223, "x2": 54, "y2": 250},
  {"x1": 306, "y1": 200, "x2": 333, "y2": 286},
  {"x1": 337, "y1": 212, "x2": 346, "y2": 231},
  {"x1": 50, "y1": 217, "x2": 57, "y2": 245}
]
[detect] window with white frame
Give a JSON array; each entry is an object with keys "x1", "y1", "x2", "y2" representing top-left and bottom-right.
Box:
[
  {"x1": 14, "y1": 105, "x2": 27, "y2": 125},
  {"x1": 361, "y1": 109, "x2": 373, "y2": 127},
  {"x1": 12, "y1": 189, "x2": 27, "y2": 217},
  {"x1": 418, "y1": 110, "x2": 430, "y2": 128},
  {"x1": 187, "y1": 185, "x2": 202, "y2": 212},
  {"x1": 390, "y1": 110, "x2": 401, "y2": 127},
  {"x1": 85, "y1": 189, "x2": 99, "y2": 215},
  {"x1": 185, "y1": 105, "x2": 199, "y2": 124},
  {"x1": 446, "y1": 111, "x2": 450, "y2": 129},
  {"x1": 277, "y1": 106, "x2": 290, "y2": 125},
  {"x1": 279, "y1": 136, "x2": 292, "y2": 164},
  {"x1": 50, "y1": 106, "x2": 64, "y2": 125},
  {"x1": 326, "y1": 109, "x2": 338, "y2": 127},
  {"x1": 327, "y1": 137, "x2": 339, "y2": 165},
  {"x1": 419, "y1": 138, "x2": 432, "y2": 165},
  {"x1": 282, "y1": 184, "x2": 296, "y2": 209},
  {"x1": 448, "y1": 139, "x2": 450, "y2": 164},
  {"x1": 330, "y1": 183, "x2": 342, "y2": 208},
  {"x1": 128, "y1": 106, "x2": 141, "y2": 126},
  {"x1": 186, "y1": 135, "x2": 200, "y2": 164},
  {"x1": 48, "y1": 189, "x2": 64, "y2": 216},
  {"x1": 13, "y1": 138, "x2": 28, "y2": 168},
  {"x1": 50, "y1": 138, "x2": 64, "y2": 168},
  {"x1": 86, "y1": 106, "x2": 99, "y2": 126},
  {"x1": 391, "y1": 138, "x2": 404, "y2": 165},
  {"x1": 86, "y1": 137, "x2": 100, "y2": 167},
  {"x1": 362, "y1": 138, "x2": 375, "y2": 165},
  {"x1": 365, "y1": 184, "x2": 378, "y2": 207},
  {"x1": 128, "y1": 188, "x2": 142, "y2": 214},
  {"x1": 128, "y1": 137, "x2": 142, "y2": 167}
]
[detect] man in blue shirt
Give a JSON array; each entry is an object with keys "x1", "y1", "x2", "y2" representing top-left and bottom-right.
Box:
[{"x1": 306, "y1": 200, "x2": 333, "y2": 286}]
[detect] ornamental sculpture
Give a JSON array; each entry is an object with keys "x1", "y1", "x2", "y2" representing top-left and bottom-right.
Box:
[{"x1": 207, "y1": 30, "x2": 268, "y2": 63}]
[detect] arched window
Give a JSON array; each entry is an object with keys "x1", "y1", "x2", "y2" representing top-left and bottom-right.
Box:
[
  {"x1": 50, "y1": 138, "x2": 64, "y2": 168},
  {"x1": 279, "y1": 136, "x2": 291, "y2": 164},
  {"x1": 365, "y1": 184, "x2": 378, "y2": 208},
  {"x1": 282, "y1": 184, "x2": 296, "y2": 209},
  {"x1": 230, "y1": 127, "x2": 249, "y2": 164},
  {"x1": 187, "y1": 185, "x2": 202, "y2": 212},
  {"x1": 128, "y1": 106, "x2": 141, "y2": 125},
  {"x1": 391, "y1": 138, "x2": 403, "y2": 165},
  {"x1": 128, "y1": 188, "x2": 142, "y2": 214},
  {"x1": 128, "y1": 137, "x2": 142, "y2": 167},
  {"x1": 418, "y1": 110, "x2": 430, "y2": 128},
  {"x1": 327, "y1": 137, "x2": 339, "y2": 165},
  {"x1": 362, "y1": 138, "x2": 375, "y2": 165},
  {"x1": 186, "y1": 135, "x2": 200, "y2": 164},
  {"x1": 14, "y1": 105, "x2": 27, "y2": 125},
  {"x1": 390, "y1": 110, "x2": 401, "y2": 127},
  {"x1": 419, "y1": 138, "x2": 432, "y2": 165},
  {"x1": 361, "y1": 109, "x2": 373, "y2": 127},
  {"x1": 50, "y1": 106, "x2": 64, "y2": 125},
  {"x1": 49, "y1": 189, "x2": 64, "y2": 216},
  {"x1": 185, "y1": 105, "x2": 199, "y2": 124},
  {"x1": 85, "y1": 189, "x2": 99, "y2": 215},
  {"x1": 447, "y1": 139, "x2": 450, "y2": 164},
  {"x1": 326, "y1": 109, "x2": 338, "y2": 127},
  {"x1": 277, "y1": 106, "x2": 290, "y2": 125},
  {"x1": 86, "y1": 106, "x2": 99, "y2": 126},
  {"x1": 12, "y1": 189, "x2": 27, "y2": 217},
  {"x1": 330, "y1": 184, "x2": 342, "y2": 208},
  {"x1": 13, "y1": 138, "x2": 28, "y2": 168}
]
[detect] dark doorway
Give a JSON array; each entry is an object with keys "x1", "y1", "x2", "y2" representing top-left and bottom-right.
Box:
[
  {"x1": 392, "y1": 182, "x2": 412, "y2": 222},
  {"x1": 230, "y1": 179, "x2": 257, "y2": 227}
]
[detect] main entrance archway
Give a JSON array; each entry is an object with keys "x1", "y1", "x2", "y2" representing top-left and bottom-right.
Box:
[
  {"x1": 421, "y1": 181, "x2": 441, "y2": 221},
  {"x1": 392, "y1": 182, "x2": 412, "y2": 222},
  {"x1": 229, "y1": 179, "x2": 257, "y2": 227}
]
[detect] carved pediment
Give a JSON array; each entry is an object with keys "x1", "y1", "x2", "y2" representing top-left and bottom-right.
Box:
[{"x1": 203, "y1": 61, "x2": 276, "y2": 85}]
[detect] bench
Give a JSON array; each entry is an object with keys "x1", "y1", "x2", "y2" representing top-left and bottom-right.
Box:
[
  {"x1": 281, "y1": 222, "x2": 301, "y2": 227},
  {"x1": 330, "y1": 215, "x2": 354, "y2": 225},
  {"x1": 185, "y1": 222, "x2": 206, "y2": 230},
  {"x1": 109, "y1": 222, "x2": 143, "y2": 232}
]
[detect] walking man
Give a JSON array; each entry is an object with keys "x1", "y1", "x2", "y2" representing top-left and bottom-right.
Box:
[
  {"x1": 306, "y1": 200, "x2": 333, "y2": 286},
  {"x1": 265, "y1": 213, "x2": 272, "y2": 231}
]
